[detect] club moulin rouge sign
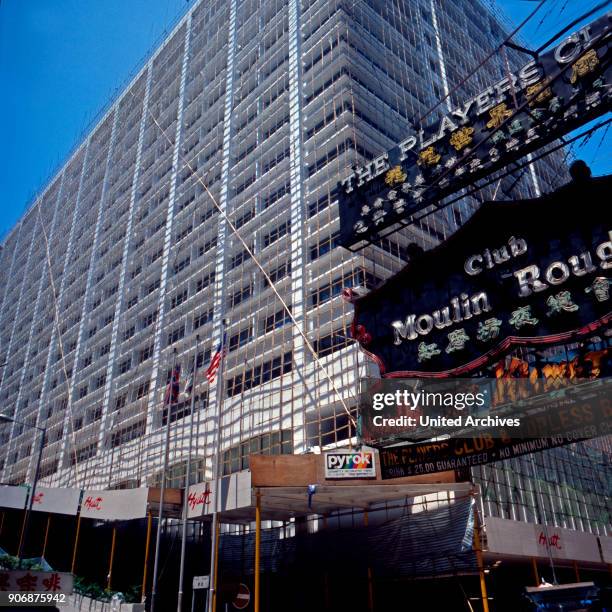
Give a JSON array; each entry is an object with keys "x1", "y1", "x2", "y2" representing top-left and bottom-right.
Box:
[
  {"x1": 337, "y1": 12, "x2": 611, "y2": 248},
  {"x1": 344, "y1": 175, "x2": 611, "y2": 377}
]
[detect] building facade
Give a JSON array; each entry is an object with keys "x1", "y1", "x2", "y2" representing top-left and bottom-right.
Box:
[{"x1": 3, "y1": 0, "x2": 599, "y2": 552}]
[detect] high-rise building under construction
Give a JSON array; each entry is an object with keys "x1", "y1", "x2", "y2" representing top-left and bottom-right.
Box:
[{"x1": 1, "y1": 0, "x2": 607, "y2": 573}]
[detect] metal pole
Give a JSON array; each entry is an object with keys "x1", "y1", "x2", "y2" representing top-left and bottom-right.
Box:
[
  {"x1": 211, "y1": 519, "x2": 220, "y2": 612},
  {"x1": 254, "y1": 490, "x2": 261, "y2": 612},
  {"x1": 71, "y1": 515, "x2": 82, "y2": 574},
  {"x1": 151, "y1": 349, "x2": 178, "y2": 612},
  {"x1": 41, "y1": 516, "x2": 51, "y2": 559},
  {"x1": 107, "y1": 526, "x2": 117, "y2": 590},
  {"x1": 142, "y1": 511, "x2": 153, "y2": 602},
  {"x1": 208, "y1": 321, "x2": 227, "y2": 612},
  {"x1": 178, "y1": 335, "x2": 200, "y2": 612},
  {"x1": 17, "y1": 425, "x2": 45, "y2": 565},
  {"x1": 473, "y1": 505, "x2": 490, "y2": 612}
]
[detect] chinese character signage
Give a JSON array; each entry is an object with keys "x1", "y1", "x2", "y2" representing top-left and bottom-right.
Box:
[
  {"x1": 338, "y1": 13, "x2": 611, "y2": 248},
  {"x1": 80, "y1": 488, "x2": 148, "y2": 520},
  {"x1": 345, "y1": 175, "x2": 611, "y2": 376},
  {"x1": 0, "y1": 570, "x2": 73, "y2": 594}
]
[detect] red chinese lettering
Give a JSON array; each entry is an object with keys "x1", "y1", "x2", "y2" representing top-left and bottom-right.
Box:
[
  {"x1": 16, "y1": 573, "x2": 38, "y2": 591},
  {"x1": 42, "y1": 572, "x2": 62, "y2": 592},
  {"x1": 33, "y1": 492, "x2": 44, "y2": 505}
]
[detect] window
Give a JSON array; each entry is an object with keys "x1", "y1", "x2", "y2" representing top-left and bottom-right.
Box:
[
  {"x1": 69, "y1": 442, "x2": 98, "y2": 465},
  {"x1": 307, "y1": 190, "x2": 336, "y2": 217},
  {"x1": 314, "y1": 329, "x2": 351, "y2": 357},
  {"x1": 263, "y1": 261, "x2": 291, "y2": 288},
  {"x1": 229, "y1": 248, "x2": 251, "y2": 270},
  {"x1": 94, "y1": 373, "x2": 107, "y2": 389},
  {"x1": 127, "y1": 295, "x2": 139, "y2": 309},
  {"x1": 118, "y1": 358, "x2": 132, "y2": 375},
  {"x1": 77, "y1": 385, "x2": 88, "y2": 400},
  {"x1": 135, "y1": 380, "x2": 150, "y2": 400},
  {"x1": 199, "y1": 236, "x2": 217, "y2": 256},
  {"x1": 263, "y1": 220, "x2": 290, "y2": 248},
  {"x1": 88, "y1": 326, "x2": 97, "y2": 338},
  {"x1": 310, "y1": 231, "x2": 340, "y2": 261},
  {"x1": 229, "y1": 326, "x2": 253, "y2": 352},
  {"x1": 123, "y1": 325, "x2": 136, "y2": 342},
  {"x1": 226, "y1": 351, "x2": 292, "y2": 397},
  {"x1": 139, "y1": 343, "x2": 154, "y2": 363},
  {"x1": 167, "y1": 324, "x2": 185, "y2": 345},
  {"x1": 111, "y1": 420, "x2": 146, "y2": 448},
  {"x1": 89, "y1": 406, "x2": 103, "y2": 422},
  {"x1": 99, "y1": 343, "x2": 111, "y2": 357},
  {"x1": 228, "y1": 283, "x2": 253, "y2": 309},
  {"x1": 194, "y1": 308, "x2": 213, "y2": 330},
  {"x1": 310, "y1": 269, "x2": 380, "y2": 307},
  {"x1": 196, "y1": 271, "x2": 215, "y2": 293},
  {"x1": 146, "y1": 278, "x2": 161, "y2": 295},
  {"x1": 80, "y1": 355, "x2": 92, "y2": 370},
  {"x1": 173, "y1": 255, "x2": 191, "y2": 274},
  {"x1": 234, "y1": 207, "x2": 255, "y2": 229},
  {"x1": 263, "y1": 307, "x2": 291, "y2": 333},
  {"x1": 115, "y1": 393, "x2": 127, "y2": 411},
  {"x1": 261, "y1": 181, "x2": 289, "y2": 209},
  {"x1": 171, "y1": 289, "x2": 188, "y2": 309},
  {"x1": 142, "y1": 310, "x2": 158, "y2": 329},
  {"x1": 223, "y1": 430, "x2": 292, "y2": 475}
]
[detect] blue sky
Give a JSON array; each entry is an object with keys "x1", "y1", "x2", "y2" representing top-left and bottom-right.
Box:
[{"x1": 0, "y1": 0, "x2": 609, "y2": 239}]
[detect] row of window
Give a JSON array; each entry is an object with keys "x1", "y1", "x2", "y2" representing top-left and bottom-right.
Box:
[{"x1": 226, "y1": 351, "x2": 292, "y2": 397}]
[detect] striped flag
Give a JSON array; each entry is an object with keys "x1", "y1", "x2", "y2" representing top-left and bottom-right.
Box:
[
  {"x1": 206, "y1": 335, "x2": 226, "y2": 384},
  {"x1": 165, "y1": 365, "x2": 181, "y2": 405}
]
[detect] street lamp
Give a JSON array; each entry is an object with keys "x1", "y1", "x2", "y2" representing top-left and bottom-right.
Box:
[{"x1": 0, "y1": 413, "x2": 46, "y2": 566}]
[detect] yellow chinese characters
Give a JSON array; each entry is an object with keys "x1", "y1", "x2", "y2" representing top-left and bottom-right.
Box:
[
  {"x1": 449, "y1": 126, "x2": 474, "y2": 151},
  {"x1": 384, "y1": 165, "x2": 407, "y2": 186},
  {"x1": 418, "y1": 146, "x2": 441, "y2": 167},
  {"x1": 570, "y1": 49, "x2": 599, "y2": 84},
  {"x1": 486, "y1": 103, "x2": 513, "y2": 129}
]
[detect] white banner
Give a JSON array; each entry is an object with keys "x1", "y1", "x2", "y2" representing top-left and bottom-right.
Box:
[
  {"x1": 31, "y1": 487, "x2": 81, "y2": 516},
  {"x1": 0, "y1": 570, "x2": 73, "y2": 594},
  {"x1": 485, "y1": 517, "x2": 601, "y2": 563},
  {"x1": 80, "y1": 488, "x2": 148, "y2": 521},
  {"x1": 0, "y1": 485, "x2": 28, "y2": 510},
  {"x1": 187, "y1": 482, "x2": 213, "y2": 519}
]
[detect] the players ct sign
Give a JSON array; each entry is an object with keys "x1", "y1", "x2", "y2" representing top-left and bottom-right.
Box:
[{"x1": 324, "y1": 451, "x2": 377, "y2": 479}]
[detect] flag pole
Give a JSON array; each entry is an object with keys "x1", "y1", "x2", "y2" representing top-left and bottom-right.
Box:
[
  {"x1": 207, "y1": 319, "x2": 227, "y2": 612},
  {"x1": 177, "y1": 334, "x2": 200, "y2": 612},
  {"x1": 151, "y1": 348, "x2": 178, "y2": 612}
]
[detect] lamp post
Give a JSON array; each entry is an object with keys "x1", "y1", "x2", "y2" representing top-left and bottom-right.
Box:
[{"x1": 0, "y1": 413, "x2": 46, "y2": 565}]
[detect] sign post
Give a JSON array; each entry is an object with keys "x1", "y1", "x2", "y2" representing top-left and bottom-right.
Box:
[{"x1": 192, "y1": 575, "x2": 210, "y2": 612}]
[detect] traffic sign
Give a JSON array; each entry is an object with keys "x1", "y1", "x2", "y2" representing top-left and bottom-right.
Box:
[{"x1": 232, "y1": 583, "x2": 250, "y2": 609}]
